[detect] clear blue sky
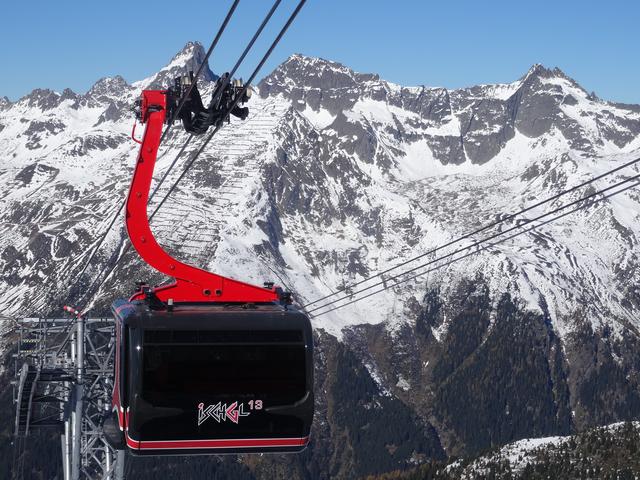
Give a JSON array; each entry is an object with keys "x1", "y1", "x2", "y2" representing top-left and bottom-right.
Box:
[{"x1": 1, "y1": 0, "x2": 638, "y2": 103}]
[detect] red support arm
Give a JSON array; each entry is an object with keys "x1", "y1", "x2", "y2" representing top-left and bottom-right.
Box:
[{"x1": 126, "y1": 90, "x2": 279, "y2": 304}]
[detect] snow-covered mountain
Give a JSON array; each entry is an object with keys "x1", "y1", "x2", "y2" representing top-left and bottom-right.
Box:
[
  {"x1": 447, "y1": 421, "x2": 640, "y2": 479},
  {"x1": 365, "y1": 421, "x2": 640, "y2": 479},
  {"x1": 1, "y1": 42, "x2": 640, "y2": 477}
]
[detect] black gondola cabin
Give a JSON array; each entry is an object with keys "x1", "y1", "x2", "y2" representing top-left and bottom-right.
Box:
[{"x1": 110, "y1": 301, "x2": 313, "y2": 455}]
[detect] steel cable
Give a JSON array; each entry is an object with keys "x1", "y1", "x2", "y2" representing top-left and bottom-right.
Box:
[
  {"x1": 311, "y1": 172, "x2": 640, "y2": 317},
  {"x1": 304, "y1": 156, "x2": 640, "y2": 310}
]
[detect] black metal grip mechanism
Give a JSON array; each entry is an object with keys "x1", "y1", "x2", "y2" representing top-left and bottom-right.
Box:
[{"x1": 166, "y1": 72, "x2": 251, "y2": 134}]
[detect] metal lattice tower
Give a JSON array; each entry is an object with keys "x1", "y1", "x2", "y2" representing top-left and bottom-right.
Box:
[{"x1": 12, "y1": 316, "x2": 125, "y2": 480}]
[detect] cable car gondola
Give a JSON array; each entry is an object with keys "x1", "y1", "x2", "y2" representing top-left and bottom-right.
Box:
[{"x1": 104, "y1": 75, "x2": 314, "y2": 455}]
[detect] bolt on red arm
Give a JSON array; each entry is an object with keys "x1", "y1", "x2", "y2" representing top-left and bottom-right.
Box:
[{"x1": 126, "y1": 89, "x2": 279, "y2": 305}]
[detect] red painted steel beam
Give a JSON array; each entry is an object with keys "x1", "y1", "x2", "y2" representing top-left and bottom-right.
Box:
[{"x1": 125, "y1": 90, "x2": 279, "y2": 304}]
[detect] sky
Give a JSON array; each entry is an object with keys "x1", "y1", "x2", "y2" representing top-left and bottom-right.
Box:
[{"x1": 1, "y1": 0, "x2": 638, "y2": 103}]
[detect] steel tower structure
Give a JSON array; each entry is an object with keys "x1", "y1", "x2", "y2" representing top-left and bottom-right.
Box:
[{"x1": 13, "y1": 315, "x2": 125, "y2": 479}]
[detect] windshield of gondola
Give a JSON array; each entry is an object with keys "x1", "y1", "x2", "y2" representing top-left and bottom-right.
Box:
[{"x1": 141, "y1": 329, "x2": 307, "y2": 405}]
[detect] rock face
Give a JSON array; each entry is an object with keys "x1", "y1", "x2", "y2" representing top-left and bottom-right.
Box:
[
  {"x1": 259, "y1": 57, "x2": 640, "y2": 166},
  {"x1": 1, "y1": 43, "x2": 640, "y2": 478}
]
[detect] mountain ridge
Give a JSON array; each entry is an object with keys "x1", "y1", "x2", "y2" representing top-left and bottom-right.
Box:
[{"x1": 1, "y1": 42, "x2": 640, "y2": 478}]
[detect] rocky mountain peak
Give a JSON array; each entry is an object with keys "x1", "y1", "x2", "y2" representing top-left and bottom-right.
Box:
[
  {"x1": 519, "y1": 63, "x2": 588, "y2": 96},
  {"x1": 258, "y1": 54, "x2": 381, "y2": 116},
  {"x1": 18, "y1": 88, "x2": 63, "y2": 110},
  {"x1": 0, "y1": 96, "x2": 11, "y2": 110},
  {"x1": 522, "y1": 63, "x2": 555, "y2": 80},
  {"x1": 60, "y1": 88, "x2": 77, "y2": 100},
  {"x1": 283, "y1": 53, "x2": 353, "y2": 74},
  {"x1": 521, "y1": 63, "x2": 575, "y2": 81},
  {"x1": 172, "y1": 41, "x2": 212, "y2": 74},
  {"x1": 87, "y1": 75, "x2": 131, "y2": 100},
  {"x1": 269, "y1": 53, "x2": 379, "y2": 88},
  {"x1": 170, "y1": 41, "x2": 210, "y2": 68},
  {"x1": 138, "y1": 41, "x2": 216, "y2": 90}
]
